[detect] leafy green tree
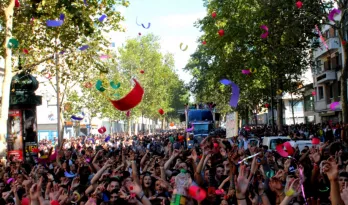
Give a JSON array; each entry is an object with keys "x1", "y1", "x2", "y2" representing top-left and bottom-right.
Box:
[
  {"x1": 118, "y1": 34, "x2": 187, "y2": 130},
  {"x1": 0, "y1": 0, "x2": 126, "y2": 150},
  {"x1": 185, "y1": 0, "x2": 322, "y2": 131}
]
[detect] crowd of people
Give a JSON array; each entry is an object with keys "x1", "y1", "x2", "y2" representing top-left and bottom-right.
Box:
[
  {"x1": 1, "y1": 129, "x2": 348, "y2": 205},
  {"x1": 243, "y1": 122, "x2": 344, "y2": 141}
]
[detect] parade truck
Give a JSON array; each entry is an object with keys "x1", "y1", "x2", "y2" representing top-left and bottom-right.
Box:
[{"x1": 182, "y1": 105, "x2": 219, "y2": 148}]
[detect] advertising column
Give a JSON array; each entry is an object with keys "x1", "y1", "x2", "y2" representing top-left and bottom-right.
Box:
[{"x1": 7, "y1": 110, "x2": 23, "y2": 161}]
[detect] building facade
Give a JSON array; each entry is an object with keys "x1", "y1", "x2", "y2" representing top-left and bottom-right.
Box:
[{"x1": 312, "y1": 24, "x2": 342, "y2": 123}]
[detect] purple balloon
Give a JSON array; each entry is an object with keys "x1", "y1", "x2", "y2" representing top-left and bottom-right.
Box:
[{"x1": 46, "y1": 20, "x2": 63, "y2": 27}]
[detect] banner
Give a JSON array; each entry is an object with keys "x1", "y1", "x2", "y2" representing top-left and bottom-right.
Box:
[
  {"x1": 7, "y1": 110, "x2": 23, "y2": 161},
  {"x1": 226, "y1": 112, "x2": 238, "y2": 138}
]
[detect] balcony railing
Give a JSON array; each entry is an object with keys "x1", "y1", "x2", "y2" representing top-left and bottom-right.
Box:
[
  {"x1": 313, "y1": 37, "x2": 340, "y2": 58},
  {"x1": 316, "y1": 70, "x2": 337, "y2": 84},
  {"x1": 315, "y1": 100, "x2": 327, "y2": 111}
]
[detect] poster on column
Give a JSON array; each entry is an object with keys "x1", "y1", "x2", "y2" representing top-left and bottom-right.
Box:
[
  {"x1": 7, "y1": 110, "x2": 23, "y2": 161},
  {"x1": 226, "y1": 112, "x2": 238, "y2": 138}
]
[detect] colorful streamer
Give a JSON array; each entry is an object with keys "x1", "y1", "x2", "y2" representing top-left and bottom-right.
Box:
[
  {"x1": 99, "y1": 14, "x2": 107, "y2": 22},
  {"x1": 96, "y1": 80, "x2": 106, "y2": 92},
  {"x1": 142, "y1": 23, "x2": 151, "y2": 29},
  {"x1": 328, "y1": 8, "x2": 341, "y2": 21},
  {"x1": 238, "y1": 152, "x2": 260, "y2": 164},
  {"x1": 319, "y1": 187, "x2": 329, "y2": 192},
  {"x1": 219, "y1": 79, "x2": 240, "y2": 108},
  {"x1": 330, "y1": 101, "x2": 340, "y2": 111},
  {"x1": 71, "y1": 115, "x2": 84, "y2": 121},
  {"x1": 260, "y1": 25, "x2": 269, "y2": 39},
  {"x1": 180, "y1": 43, "x2": 188, "y2": 51},
  {"x1": 186, "y1": 124, "x2": 194, "y2": 132},
  {"x1": 105, "y1": 135, "x2": 111, "y2": 142},
  {"x1": 276, "y1": 142, "x2": 294, "y2": 157},
  {"x1": 64, "y1": 171, "x2": 77, "y2": 178},
  {"x1": 136, "y1": 17, "x2": 142, "y2": 26},
  {"x1": 59, "y1": 13, "x2": 65, "y2": 21},
  {"x1": 46, "y1": 20, "x2": 63, "y2": 27},
  {"x1": 315, "y1": 25, "x2": 329, "y2": 50},
  {"x1": 110, "y1": 81, "x2": 121, "y2": 89},
  {"x1": 79, "y1": 45, "x2": 89, "y2": 51},
  {"x1": 110, "y1": 79, "x2": 144, "y2": 111},
  {"x1": 7, "y1": 38, "x2": 19, "y2": 49},
  {"x1": 299, "y1": 168, "x2": 307, "y2": 205},
  {"x1": 84, "y1": 82, "x2": 93, "y2": 88},
  {"x1": 98, "y1": 126, "x2": 106, "y2": 134},
  {"x1": 242, "y1": 69, "x2": 251, "y2": 75},
  {"x1": 100, "y1": 55, "x2": 109, "y2": 59}
]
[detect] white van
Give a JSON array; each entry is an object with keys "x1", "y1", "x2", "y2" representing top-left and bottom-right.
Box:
[
  {"x1": 290, "y1": 140, "x2": 313, "y2": 152},
  {"x1": 262, "y1": 136, "x2": 291, "y2": 150},
  {"x1": 262, "y1": 136, "x2": 313, "y2": 152}
]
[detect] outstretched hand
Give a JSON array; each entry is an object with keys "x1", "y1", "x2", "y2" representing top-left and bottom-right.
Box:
[
  {"x1": 322, "y1": 156, "x2": 338, "y2": 181},
  {"x1": 235, "y1": 165, "x2": 250, "y2": 197}
]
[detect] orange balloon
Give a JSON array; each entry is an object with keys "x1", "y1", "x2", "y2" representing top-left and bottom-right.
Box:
[{"x1": 170, "y1": 122, "x2": 174, "y2": 127}]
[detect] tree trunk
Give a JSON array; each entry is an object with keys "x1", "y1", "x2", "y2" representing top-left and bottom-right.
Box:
[
  {"x1": 161, "y1": 117, "x2": 165, "y2": 130},
  {"x1": 276, "y1": 80, "x2": 284, "y2": 132},
  {"x1": 0, "y1": 1, "x2": 15, "y2": 157},
  {"x1": 291, "y1": 93, "x2": 295, "y2": 125},
  {"x1": 277, "y1": 100, "x2": 283, "y2": 132},
  {"x1": 340, "y1": 37, "x2": 348, "y2": 123},
  {"x1": 245, "y1": 108, "x2": 249, "y2": 125},
  {"x1": 59, "y1": 110, "x2": 65, "y2": 138},
  {"x1": 338, "y1": 8, "x2": 348, "y2": 123},
  {"x1": 128, "y1": 118, "x2": 132, "y2": 136}
]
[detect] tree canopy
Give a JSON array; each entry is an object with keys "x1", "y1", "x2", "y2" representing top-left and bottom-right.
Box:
[
  {"x1": 185, "y1": 0, "x2": 323, "y2": 129},
  {"x1": 66, "y1": 34, "x2": 188, "y2": 129}
]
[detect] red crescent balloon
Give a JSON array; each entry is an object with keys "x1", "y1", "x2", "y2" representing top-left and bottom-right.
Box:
[{"x1": 110, "y1": 79, "x2": 144, "y2": 111}]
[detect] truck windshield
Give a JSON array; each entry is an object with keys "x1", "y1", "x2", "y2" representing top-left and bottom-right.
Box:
[
  {"x1": 188, "y1": 110, "x2": 213, "y2": 122},
  {"x1": 193, "y1": 124, "x2": 209, "y2": 134}
]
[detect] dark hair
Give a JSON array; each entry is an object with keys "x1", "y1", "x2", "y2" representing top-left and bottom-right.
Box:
[{"x1": 339, "y1": 172, "x2": 348, "y2": 178}]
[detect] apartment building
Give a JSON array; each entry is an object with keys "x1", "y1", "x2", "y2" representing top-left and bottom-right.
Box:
[{"x1": 312, "y1": 24, "x2": 342, "y2": 123}]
